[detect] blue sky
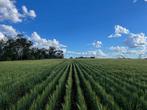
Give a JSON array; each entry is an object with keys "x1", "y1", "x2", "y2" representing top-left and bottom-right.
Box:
[{"x1": 1, "y1": 0, "x2": 147, "y2": 58}]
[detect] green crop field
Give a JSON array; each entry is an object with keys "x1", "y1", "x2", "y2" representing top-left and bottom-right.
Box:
[{"x1": 0, "y1": 59, "x2": 147, "y2": 110}]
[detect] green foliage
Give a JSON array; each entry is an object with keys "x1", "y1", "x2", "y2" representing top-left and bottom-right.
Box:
[
  {"x1": 0, "y1": 34, "x2": 64, "y2": 61},
  {"x1": 62, "y1": 64, "x2": 73, "y2": 110},
  {"x1": 45, "y1": 65, "x2": 69, "y2": 110},
  {"x1": 13, "y1": 64, "x2": 67, "y2": 110},
  {"x1": 75, "y1": 64, "x2": 104, "y2": 110},
  {"x1": 74, "y1": 65, "x2": 87, "y2": 110},
  {"x1": 0, "y1": 60, "x2": 63, "y2": 110},
  {"x1": 0, "y1": 59, "x2": 147, "y2": 110}
]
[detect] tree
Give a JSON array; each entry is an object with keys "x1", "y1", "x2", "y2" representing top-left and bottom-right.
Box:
[
  {"x1": 48, "y1": 46, "x2": 56, "y2": 58},
  {"x1": 55, "y1": 50, "x2": 64, "y2": 58},
  {"x1": 0, "y1": 34, "x2": 64, "y2": 61},
  {"x1": 0, "y1": 40, "x2": 5, "y2": 60}
]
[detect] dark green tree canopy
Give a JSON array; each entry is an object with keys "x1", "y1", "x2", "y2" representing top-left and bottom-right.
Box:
[{"x1": 0, "y1": 34, "x2": 64, "y2": 61}]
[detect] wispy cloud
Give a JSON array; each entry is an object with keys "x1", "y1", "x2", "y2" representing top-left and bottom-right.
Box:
[
  {"x1": 66, "y1": 49, "x2": 107, "y2": 58},
  {"x1": 110, "y1": 46, "x2": 128, "y2": 53},
  {"x1": 133, "y1": 0, "x2": 138, "y2": 3},
  {"x1": 133, "y1": 0, "x2": 147, "y2": 3}
]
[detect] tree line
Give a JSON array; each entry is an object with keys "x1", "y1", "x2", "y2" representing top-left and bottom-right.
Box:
[{"x1": 0, "y1": 34, "x2": 64, "y2": 61}]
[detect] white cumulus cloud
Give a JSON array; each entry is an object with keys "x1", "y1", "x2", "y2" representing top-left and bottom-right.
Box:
[
  {"x1": 0, "y1": 32, "x2": 7, "y2": 41},
  {"x1": 92, "y1": 40, "x2": 102, "y2": 48},
  {"x1": 0, "y1": 0, "x2": 21, "y2": 23},
  {"x1": 125, "y1": 33, "x2": 147, "y2": 48},
  {"x1": 0, "y1": 24, "x2": 18, "y2": 40},
  {"x1": 108, "y1": 25, "x2": 147, "y2": 48},
  {"x1": 108, "y1": 25, "x2": 147, "y2": 58},
  {"x1": 108, "y1": 25, "x2": 129, "y2": 38},
  {"x1": 31, "y1": 32, "x2": 66, "y2": 49},
  {"x1": 22, "y1": 5, "x2": 36, "y2": 18},
  {"x1": 0, "y1": 0, "x2": 36, "y2": 23}
]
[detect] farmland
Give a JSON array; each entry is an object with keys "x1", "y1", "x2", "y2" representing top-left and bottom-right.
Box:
[{"x1": 0, "y1": 59, "x2": 147, "y2": 110}]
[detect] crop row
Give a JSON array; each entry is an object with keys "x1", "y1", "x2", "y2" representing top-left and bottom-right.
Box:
[
  {"x1": 77, "y1": 60, "x2": 147, "y2": 110},
  {"x1": 1, "y1": 59, "x2": 147, "y2": 110}
]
